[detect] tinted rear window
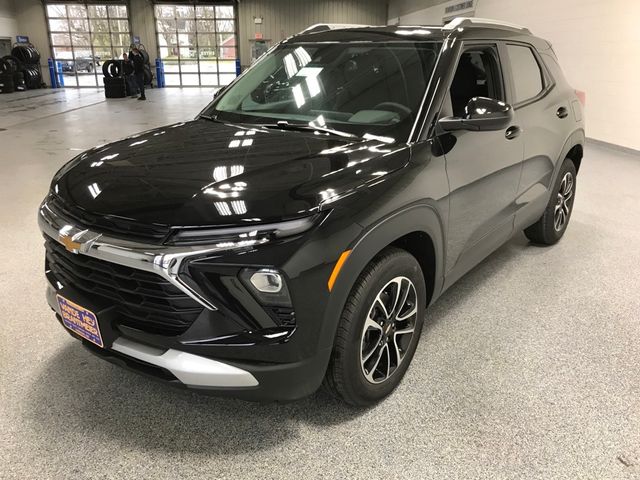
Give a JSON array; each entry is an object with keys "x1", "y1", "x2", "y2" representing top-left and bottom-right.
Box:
[{"x1": 506, "y1": 44, "x2": 544, "y2": 103}]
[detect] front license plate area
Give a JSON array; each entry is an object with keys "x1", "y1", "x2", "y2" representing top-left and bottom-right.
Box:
[{"x1": 57, "y1": 295, "x2": 104, "y2": 348}]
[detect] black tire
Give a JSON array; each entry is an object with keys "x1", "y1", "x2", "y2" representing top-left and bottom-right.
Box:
[
  {"x1": 87, "y1": 63, "x2": 93, "y2": 73},
  {"x1": 23, "y1": 68, "x2": 41, "y2": 89},
  {"x1": 1, "y1": 55, "x2": 21, "y2": 74},
  {"x1": 11, "y1": 45, "x2": 40, "y2": 65},
  {"x1": 103, "y1": 76, "x2": 126, "y2": 98},
  {"x1": 103, "y1": 76, "x2": 124, "y2": 86},
  {"x1": 102, "y1": 60, "x2": 122, "y2": 78},
  {"x1": 102, "y1": 61, "x2": 111, "y2": 77},
  {"x1": 13, "y1": 71, "x2": 25, "y2": 91},
  {"x1": 0, "y1": 73, "x2": 15, "y2": 93},
  {"x1": 0, "y1": 58, "x2": 12, "y2": 74},
  {"x1": 524, "y1": 158, "x2": 577, "y2": 245},
  {"x1": 324, "y1": 247, "x2": 426, "y2": 406}
]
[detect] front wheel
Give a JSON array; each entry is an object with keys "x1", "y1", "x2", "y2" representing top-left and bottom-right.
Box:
[
  {"x1": 524, "y1": 158, "x2": 577, "y2": 245},
  {"x1": 324, "y1": 248, "x2": 426, "y2": 406}
]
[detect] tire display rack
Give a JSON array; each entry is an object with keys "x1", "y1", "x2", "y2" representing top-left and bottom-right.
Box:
[{"x1": 0, "y1": 44, "x2": 45, "y2": 94}]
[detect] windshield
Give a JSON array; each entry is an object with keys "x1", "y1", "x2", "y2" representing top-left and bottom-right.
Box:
[{"x1": 203, "y1": 41, "x2": 441, "y2": 140}]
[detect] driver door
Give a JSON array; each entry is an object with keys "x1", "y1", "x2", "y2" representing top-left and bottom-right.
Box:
[{"x1": 440, "y1": 44, "x2": 524, "y2": 287}]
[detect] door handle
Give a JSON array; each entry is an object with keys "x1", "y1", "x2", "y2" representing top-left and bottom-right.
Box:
[
  {"x1": 556, "y1": 107, "x2": 569, "y2": 119},
  {"x1": 505, "y1": 126, "x2": 521, "y2": 140}
]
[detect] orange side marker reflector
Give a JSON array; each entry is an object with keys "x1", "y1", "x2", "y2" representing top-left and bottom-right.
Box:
[{"x1": 328, "y1": 250, "x2": 352, "y2": 292}]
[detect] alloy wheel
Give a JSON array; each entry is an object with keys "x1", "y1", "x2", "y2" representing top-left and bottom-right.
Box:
[
  {"x1": 554, "y1": 171, "x2": 574, "y2": 231},
  {"x1": 360, "y1": 276, "x2": 418, "y2": 384}
]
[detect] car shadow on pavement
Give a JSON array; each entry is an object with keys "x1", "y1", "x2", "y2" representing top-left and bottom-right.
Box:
[{"x1": 25, "y1": 340, "x2": 368, "y2": 456}]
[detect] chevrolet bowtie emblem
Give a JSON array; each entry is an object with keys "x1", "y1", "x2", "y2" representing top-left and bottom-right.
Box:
[{"x1": 59, "y1": 234, "x2": 82, "y2": 254}]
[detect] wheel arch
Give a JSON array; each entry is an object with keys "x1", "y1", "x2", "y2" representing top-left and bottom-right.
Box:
[
  {"x1": 551, "y1": 129, "x2": 585, "y2": 187},
  {"x1": 389, "y1": 231, "x2": 437, "y2": 306},
  {"x1": 566, "y1": 143, "x2": 583, "y2": 173},
  {"x1": 319, "y1": 202, "x2": 446, "y2": 348}
]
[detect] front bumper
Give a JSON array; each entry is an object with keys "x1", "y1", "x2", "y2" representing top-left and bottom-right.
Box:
[
  {"x1": 45, "y1": 276, "x2": 329, "y2": 401},
  {"x1": 39, "y1": 198, "x2": 335, "y2": 401},
  {"x1": 46, "y1": 285, "x2": 258, "y2": 388}
]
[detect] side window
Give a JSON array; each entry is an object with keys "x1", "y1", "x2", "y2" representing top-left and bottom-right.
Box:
[
  {"x1": 449, "y1": 47, "x2": 503, "y2": 117},
  {"x1": 506, "y1": 44, "x2": 544, "y2": 103}
]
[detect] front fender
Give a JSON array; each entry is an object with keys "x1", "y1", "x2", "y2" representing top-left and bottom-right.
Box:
[{"x1": 317, "y1": 201, "x2": 446, "y2": 354}]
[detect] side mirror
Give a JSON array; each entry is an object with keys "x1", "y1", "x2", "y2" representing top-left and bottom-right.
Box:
[{"x1": 439, "y1": 97, "x2": 513, "y2": 132}]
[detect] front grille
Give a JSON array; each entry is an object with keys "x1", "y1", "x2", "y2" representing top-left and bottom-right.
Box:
[
  {"x1": 45, "y1": 237, "x2": 203, "y2": 336},
  {"x1": 48, "y1": 195, "x2": 171, "y2": 244}
]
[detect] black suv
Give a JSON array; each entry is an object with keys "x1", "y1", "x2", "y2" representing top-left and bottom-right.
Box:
[{"x1": 39, "y1": 19, "x2": 584, "y2": 405}]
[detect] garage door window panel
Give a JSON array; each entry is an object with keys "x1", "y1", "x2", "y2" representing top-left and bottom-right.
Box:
[
  {"x1": 49, "y1": 19, "x2": 69, "y2": 32},
  {"x1": 108, "y1": 5, "x2": 127, "y2": 18},
  {"x1": 200, "y1": 74, "x2": 219, "y2": 86},
  {"x1": 164, "y1": 73, "x2": 181, "y2": 86},
  {"x1": 52, "y1": 33, "x2": 72, "y2": 46},
  {"x1": 47, "y1": 5, "x2": 67, "y2": 17},
  {"x1": 110, "y1": 20, "x2": 129, "y2": 33}
]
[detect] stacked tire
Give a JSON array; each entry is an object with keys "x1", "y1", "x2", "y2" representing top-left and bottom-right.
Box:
[
  {"x1": 9, "y1": 45, "x2": 42, "y2": 90},
  {"x1": 23, "y1": 67, "x2": 41, "y2": 89},
  {"x1": 102, "y1": 59, "x2": 126, "y2": 98},
  {"x1": 0, "y1": 56, "x2": 20, "y2": 93},
  {"x1": 13, "y1": 72, "x2": 26, "y2": 92},
  {"x1": 11, "y1": 45, "x2": 40, "y2": 65},
  {"x1": 0, "y1": 72, "x2": 14, "y2": 93},
  {"x1": 103, "y1": 76, "x2": 126, "y2": 98}
]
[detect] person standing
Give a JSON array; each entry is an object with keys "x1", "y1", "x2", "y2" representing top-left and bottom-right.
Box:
[
  {"x1": 122, "y1": 52, "x2": 138, "y2": 98},
  {"x1": 129, "y1": 48, "x2": 146, "y2": 101}
]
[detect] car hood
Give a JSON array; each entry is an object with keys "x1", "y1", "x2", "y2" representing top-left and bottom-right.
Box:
[{"x1": 52, "y1": 118, "x2": 409, "y2": 228}]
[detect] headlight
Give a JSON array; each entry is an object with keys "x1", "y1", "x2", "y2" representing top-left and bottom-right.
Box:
[{"x1": 167, "y1": 214, "x2": 324, "y2": 246}]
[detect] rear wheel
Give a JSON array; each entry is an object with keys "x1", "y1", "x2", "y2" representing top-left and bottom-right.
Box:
[
  {"x1": 324, "y1": 248, "x2": 426, "y2": 406},
  {"x1": 524, "y1": 158, "x2": 577, "y2": 245}
]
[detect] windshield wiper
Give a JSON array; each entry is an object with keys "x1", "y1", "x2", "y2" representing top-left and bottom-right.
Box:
[
  {"x1": 199, "y1": 113, "x2": 220, "y2": 122},
  {"x1": 262, "y1": 121, "x2": 358, "y2": 139}
]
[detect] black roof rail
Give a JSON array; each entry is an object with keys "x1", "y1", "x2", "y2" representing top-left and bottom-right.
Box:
[{"x1": 443, "y1": 17, "x2": 531, "y2": 34}]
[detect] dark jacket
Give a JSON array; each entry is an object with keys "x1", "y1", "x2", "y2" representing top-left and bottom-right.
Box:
[{"x1": 129, "y1": 51, "x2": 145, "y2": 74}]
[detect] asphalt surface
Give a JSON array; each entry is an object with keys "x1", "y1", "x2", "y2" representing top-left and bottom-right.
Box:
[{"x1": 1, "y1": 89, "x2": 638, "y2": 479}]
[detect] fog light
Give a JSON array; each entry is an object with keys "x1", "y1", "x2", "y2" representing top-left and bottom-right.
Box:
[
  {"x1": 240, "y1": 268, "x2": 292, "y2": 307},
  {"x1": 250, "y1": 269, "x2": 282, "y2": 293}
]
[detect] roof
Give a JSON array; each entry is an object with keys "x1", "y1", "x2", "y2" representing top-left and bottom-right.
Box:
[{"x1": 288, "y1": 18, "x2": 550, "y2": 50}]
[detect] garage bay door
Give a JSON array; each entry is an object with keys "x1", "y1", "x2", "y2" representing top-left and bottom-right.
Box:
[
  {"x1": 46, "y1": 2, "x2": 131, "y2": 87},
  {"x1": 154, "y1": 2, "x2": 238, "y2": 87}
]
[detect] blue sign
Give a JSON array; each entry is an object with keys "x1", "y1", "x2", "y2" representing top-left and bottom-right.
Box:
[
  {"x1": 132, "y1": 35, "x2": 141, "y2": 44},
  {"x1": 16, "y1": 35, "x2": 29, "y2": 44}
]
